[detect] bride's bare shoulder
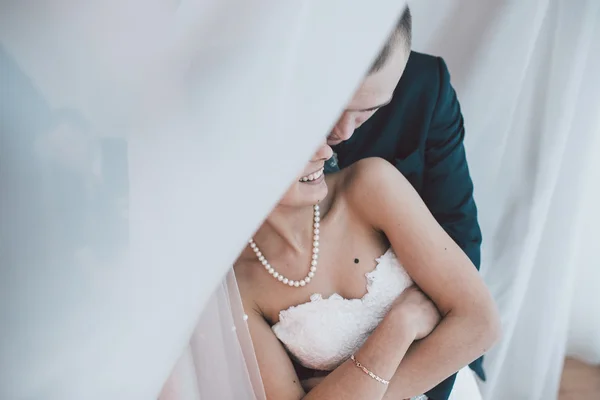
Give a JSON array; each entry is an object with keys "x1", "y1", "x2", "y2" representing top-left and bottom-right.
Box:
[
  {"x1": 233, "y1": 255, "x2": 262, "y2": 301},
  {"x1": 335, "y1": 157, "x2": 414, "y2": 211},
  {"x1": 339, "y1": 157, "x2": 406, "y2": 190}
]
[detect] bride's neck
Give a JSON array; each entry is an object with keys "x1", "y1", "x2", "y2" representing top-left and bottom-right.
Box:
[{"x1": 254, "y1": 204, "x2": 315, "y2": 255}]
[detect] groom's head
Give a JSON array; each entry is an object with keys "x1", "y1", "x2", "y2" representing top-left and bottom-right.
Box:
[{"x1": 328, "y1": 6, "x2": 412, "y2": 146}]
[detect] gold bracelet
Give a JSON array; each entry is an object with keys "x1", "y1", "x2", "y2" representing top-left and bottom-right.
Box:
[{"x1": 350, "y1": 355, "x2": 390, "y2": 385}]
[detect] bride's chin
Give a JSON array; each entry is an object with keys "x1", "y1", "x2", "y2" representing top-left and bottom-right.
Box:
[
  {"x1": 295, "y1": 185, "x2": 328, "y2": 207},
  {"x1": 279, "y1": 181, "x2": 328, "y2": 208},
  {"x1": 303, "y1": 182, "x2": 328, "y2": 202}
]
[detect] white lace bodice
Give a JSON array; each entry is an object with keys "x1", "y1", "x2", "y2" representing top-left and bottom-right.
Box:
[{"x1": 272, "y1": 249, "x2": 413, "y2": 371}]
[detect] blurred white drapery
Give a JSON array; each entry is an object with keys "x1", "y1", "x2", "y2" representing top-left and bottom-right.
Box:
[
  {"x1": 411, "y1": 1, "x2": 600, "y2": 399},
  {"x1": 0, "y1": 1, "x2": 406, "y2": 399}
]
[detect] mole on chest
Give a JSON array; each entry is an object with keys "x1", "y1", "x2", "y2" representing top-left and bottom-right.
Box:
[{"x1": 265, "y1": 251, "x2": 382, "y2": 318}]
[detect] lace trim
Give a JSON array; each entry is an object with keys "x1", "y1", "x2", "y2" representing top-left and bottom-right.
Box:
[{"x1": 275, "y1": 249, "x2": 397, "y2": 325}]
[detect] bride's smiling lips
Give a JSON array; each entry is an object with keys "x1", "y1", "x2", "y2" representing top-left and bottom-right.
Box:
[{"x1": 299, "y1": 167, "x2": 325, "y2": 184}]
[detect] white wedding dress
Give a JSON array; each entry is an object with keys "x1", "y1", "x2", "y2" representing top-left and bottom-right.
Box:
[{"x1": 272, "y1": 249, "x2": 482, "y2": 400}]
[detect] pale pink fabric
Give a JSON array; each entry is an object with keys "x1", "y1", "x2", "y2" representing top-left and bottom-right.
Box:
[{"x1": 159, "y1": 271, "x2": 265, "y2": 400}]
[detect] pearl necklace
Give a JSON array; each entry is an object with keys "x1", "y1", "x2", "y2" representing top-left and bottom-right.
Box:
[{"x1": 249, "y1": 204, "x2": 320, "y2": 288}]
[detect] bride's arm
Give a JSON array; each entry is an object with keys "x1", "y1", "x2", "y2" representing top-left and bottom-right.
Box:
[
  {"x1": 346, "y1": 157, "x2": 501, "y2": 399},
  {"x1": 244, "y1": 299, "x2": 419, "y2": 400}
]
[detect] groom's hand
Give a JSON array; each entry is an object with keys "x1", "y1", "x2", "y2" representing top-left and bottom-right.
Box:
[
  {"x1": 390, "y1": 286, "x2": 441, "y2": 341},
  {"x1": 301, "y1": 287, "x2": 440, "y2": 393},
  {"x1": 300, "y1": 369, "x2": 330, "y2": 392},
  {"x1": 301, "y1": 376, "x2": 325, "y2": 392}
]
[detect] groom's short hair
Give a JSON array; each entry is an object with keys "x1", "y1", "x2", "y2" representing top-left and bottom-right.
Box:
[{"x1": 368, "y1": 6, "x2": 412, "y2": 74}]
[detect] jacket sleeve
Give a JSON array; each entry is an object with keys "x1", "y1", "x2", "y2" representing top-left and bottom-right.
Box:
[{"x1": 421, "y1": 57, "x2": 482, "y2": 271}]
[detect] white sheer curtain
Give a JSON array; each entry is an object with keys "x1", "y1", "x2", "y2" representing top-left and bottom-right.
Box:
[
  {"x1": 411, "y1": 1, "x2": 600, "y2": 399},
  {"x1": 0, "y1": 1, "x2": 406, "y2": 399},
  {"x1": 567, "y1": 143, "x2": 600, "y2": 366},
  {"x1": 158, "y1": 271, "x2": 265, "y2": 400}
]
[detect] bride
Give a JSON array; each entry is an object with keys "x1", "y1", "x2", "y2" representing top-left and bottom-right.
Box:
[{"x1": 233, "y1": 144, "x2": 500, "y2": 399}]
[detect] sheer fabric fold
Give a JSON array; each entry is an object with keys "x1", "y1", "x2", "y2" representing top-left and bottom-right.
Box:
[
  {"x1": 160, "y1": 271, "x2": 265, "y2": 400},
  {"x1": 0, "y1": 1, "x2": 407, "y2": 399}
]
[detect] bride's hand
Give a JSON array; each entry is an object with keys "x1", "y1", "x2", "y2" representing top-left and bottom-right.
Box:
[{"x1": 389, "y1": 286, "x2": 441, "y2": 340}]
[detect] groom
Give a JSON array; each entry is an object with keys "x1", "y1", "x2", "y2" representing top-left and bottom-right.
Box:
[{"x1": 325, "y1": 6, "x2": 483, "y2": 400}]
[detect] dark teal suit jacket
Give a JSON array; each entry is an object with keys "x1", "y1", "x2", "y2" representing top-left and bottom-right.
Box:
[{"x1": 329, "y1": 51, "x2": 484, "y2": 400}]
